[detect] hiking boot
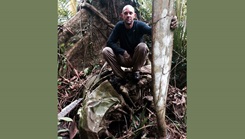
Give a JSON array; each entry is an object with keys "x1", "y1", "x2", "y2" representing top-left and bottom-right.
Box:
[
  {"x1": 133, "y1": 71, "x2": 141, "y2": 82},
  {"x1": 109, "y1": 75, "x2": 127, "y2": 86}
]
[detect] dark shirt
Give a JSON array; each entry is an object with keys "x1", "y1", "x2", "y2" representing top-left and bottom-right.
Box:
[{"x1": 107, "y1": 20, "x2": 151, "y2": 56}]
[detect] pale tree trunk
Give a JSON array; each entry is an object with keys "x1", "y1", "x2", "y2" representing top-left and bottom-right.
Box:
[{"x1": 152, "y1": 0, "x2": 175, "y2": 138}]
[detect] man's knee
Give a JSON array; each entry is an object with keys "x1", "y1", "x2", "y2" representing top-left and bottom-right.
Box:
[
  {"x1": 137, "y1": 43, "x2": 148, "y2": 52},
  {"x1": 102, "y1": 47, "x2": 112, "y2": 56}
]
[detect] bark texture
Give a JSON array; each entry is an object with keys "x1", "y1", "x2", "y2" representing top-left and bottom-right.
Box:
[{"x1": 152, "y1": 0, "x2": 175, "y2": 138}]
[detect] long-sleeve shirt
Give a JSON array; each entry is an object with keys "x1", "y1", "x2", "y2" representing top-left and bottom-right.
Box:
[{"x1": 107, "y1": 20, "x2": 151, "y2": 56}]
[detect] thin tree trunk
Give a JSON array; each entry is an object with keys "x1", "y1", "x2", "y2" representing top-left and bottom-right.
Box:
[{"x1": 152, "y1": 0, "x2": 175, "y2": 138}]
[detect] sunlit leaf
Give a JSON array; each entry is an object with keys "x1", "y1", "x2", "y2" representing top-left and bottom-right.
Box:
[
  {"x1": 58, "y1": 117, "x2": 73, "y2": 122},
  {"x1": 58, "y1": 128, "x2": 69, "y2": 134}
]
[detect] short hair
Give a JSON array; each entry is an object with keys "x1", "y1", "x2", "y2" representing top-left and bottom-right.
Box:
[{"x1": 122, "y1": 5, "x2": 135, "y2": 13}]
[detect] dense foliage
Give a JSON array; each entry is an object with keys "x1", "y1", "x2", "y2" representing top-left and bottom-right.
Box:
[{"x1": 58, "y1": 0, "x2": 76, "y2": 24}]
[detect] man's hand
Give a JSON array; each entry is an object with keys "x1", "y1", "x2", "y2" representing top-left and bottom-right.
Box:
[
  {"x1": 123, "y1": 51, "x2": 130, "y2": 59},
  {"x1": 170, "y1": 16, "x2": 178, "y2": 30}
]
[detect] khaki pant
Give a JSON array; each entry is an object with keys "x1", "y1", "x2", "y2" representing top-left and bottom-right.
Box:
[{"x1": 102, "y1": 43, "x2": 148, "y2": 78}]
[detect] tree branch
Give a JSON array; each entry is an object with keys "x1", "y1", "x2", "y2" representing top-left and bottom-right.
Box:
[{"x1": 79, "y1": 2, "x2": 115, "y2": 29}]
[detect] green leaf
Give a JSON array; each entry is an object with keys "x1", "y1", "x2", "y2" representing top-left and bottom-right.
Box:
[
  {"x1": 58, "y1": 117, "x2": 73, "y2": 122},
  {"x1": 58, "y1": 128, "x2": 69, "y2": 134},
  {"x1": 83, "y1": 67, "x2": 91, "y2": 75}
]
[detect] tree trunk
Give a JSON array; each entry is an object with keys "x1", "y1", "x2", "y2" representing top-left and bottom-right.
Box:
[{"x1": 152, "y1": 0, "x2": 175, "y2": 138}]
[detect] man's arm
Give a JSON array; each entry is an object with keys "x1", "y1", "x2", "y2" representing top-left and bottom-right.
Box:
[
  {"x1": 140, "y1": 16, "x2": 178, "y2": 35},
  {"x1": 107, "y1": 23, "x2": 125, "y2": 55},
  {"x1": 140, "y1": 21, "x2": 152, "y2": 35}
]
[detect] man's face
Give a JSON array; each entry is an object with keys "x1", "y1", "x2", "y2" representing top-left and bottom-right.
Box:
[{"x1": 121, "y1": 6, "x2": 136, "y2": 26}]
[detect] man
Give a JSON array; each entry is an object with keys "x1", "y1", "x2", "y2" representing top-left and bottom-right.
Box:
[{"x1": 102, "y1": 5, "x2": 177, "y2": 84}]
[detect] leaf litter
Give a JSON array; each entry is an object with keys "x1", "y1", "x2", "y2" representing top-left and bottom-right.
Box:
[{"x1": 58, "y1": 64, "x2": 187, "y2": 139}]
